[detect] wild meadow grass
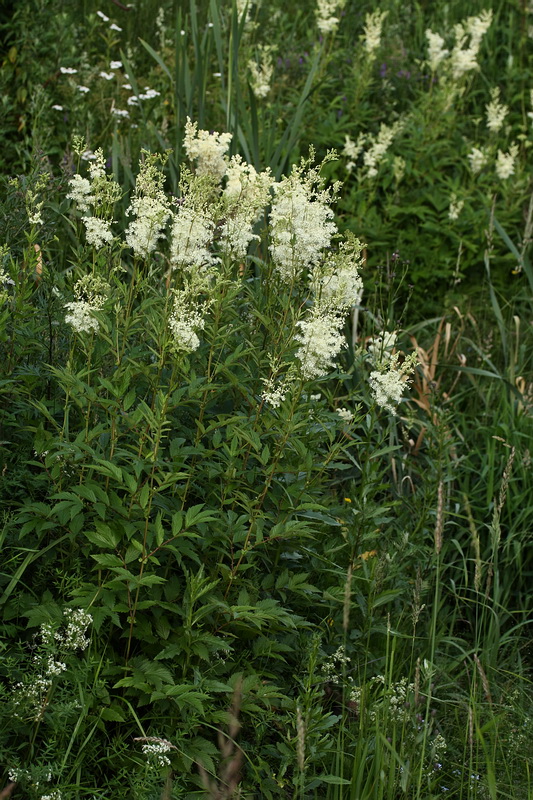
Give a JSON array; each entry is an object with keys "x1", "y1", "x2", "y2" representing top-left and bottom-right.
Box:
[{"x1": 0, "y1": 1, "x2": 532, "y2": 798}]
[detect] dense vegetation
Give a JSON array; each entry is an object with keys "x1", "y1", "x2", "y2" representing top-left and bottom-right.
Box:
[{"x1": 0, "y1": 1, "x2": 532, "y2": 798}]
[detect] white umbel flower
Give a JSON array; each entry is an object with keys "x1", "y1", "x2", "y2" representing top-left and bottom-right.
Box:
[{"x1": 183, "y1": 117, "x2": 232, "y2": 181}]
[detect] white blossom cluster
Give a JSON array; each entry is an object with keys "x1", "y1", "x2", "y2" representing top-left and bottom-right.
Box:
[
  {"x1": 367, "y1": 331, "x2": 417, "y2": 414},
  {"x1": 425, "y1": 10, "x2": 493, "y2": 80},
  {"x1": 170, "y1": 204, "x2": 217, "y2": 272},
  {"x1": 248, "y1": 45, "x2": 274, "y2": 99},
  {"x1": 313, "y1": 234, "x2": 365, "y2": 310},
  {"x1": 425, "y1": 30, "x2": 449, "y2": 72},
  {"x1": 486, "y1": 87, "x2": 508, "y2": 132},
  {"x1": 269, "y1": 157, "x2": 339, "y2": 283},
  {"x1": 468, "y1": 146, "x2": 488, "y2": 173},
  {"x1": 167, "y1": 289, "x2": 209, "y2": 354},
  {"x1": 125, "y1": 153, "x2": 171, "y2": 257},
  {"x1": 362, "y1": 9, "x2": 388, "y2": 57},
  {"x1": 220, "y1": 155, "x2": 273, "y2": 259},
  {"x1": 139, "y1": 738, "x2": 175, "y2": 769},
  {"x1": 183, "y1": 117, "x2": 232, "y2": 181},
  {"x1": 495, "y1": 143, "x2": 518, "y2": 179},
  {"x1": 336, "y1": 407, "x2": 353, "y2": 422},
  {"x1": 448, "y1": 193, "x2": 464, "y2": 221},
  {"x1": 58, "y1": 608, "x2": 93, "y2": 651},
  {"x1": 316, "y1": 0, "x2": 346, "y2": 35},
  {"x1": 450, "y1": 10, "x2": 493, "y2": 80},
  {"x1": 65, "y1": 275, "x2": 109, "y2": 335},
  {"x1": 67, "y1": 148, "x2": 120, "y2": 249},
  {"x1": 362, "y1": 120, "x2": 404, "y2": 179},
  {"x1": 294, "y1": 307, "x2": 346, "y2": 380}
]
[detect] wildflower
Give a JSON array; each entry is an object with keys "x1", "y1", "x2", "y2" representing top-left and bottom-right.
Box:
[
  {"x1": 316, "y1": 0, "x2": 346, "y2": 35},
  {"x1": 369, "y1": 352, "x2": 417, "y2": 414},
  {"x1": 167, "y1": 289, "x2": 208, "y2": 354},
  {"x1": 52, "y1": 104, "x2": 64, "y2": 111},
  {"x1": 295, "y1": 306, "x2": 346, "y2": 380},
  {"x1": 313, "y1": 234, "x2": 365, "y2": 310},
  {"x1": 183, "y1": 117, "x2": 232, "y2": 181},
  {"x1": 99, "y1": 71, "x2": 115, "y2": 80},
  {"x1": 392, "y1": 155, "x2": 406, "y2": 182},
  {"x1": 82, "y1": 216, "x2": 113, "y2": 248},
  {"x1": 337, "y1": 407, "x2": 353, "y2": 422},
  {"x1": 368, "y1": 331, "x2": 397, "y2": 364},
  {"x1": 60, "y1": 66, "x2": 77, "y2": 74},
  {"x1": 425, "y1": 29, "x2": 448, "y2": 71},
  {"x1": 65, "y1": 275, "x2": 109, "y2": 334},
  {"x1": 59, "y1": 608, "x2": 93, "y2": 650},
  {"x1": 362, "y1": 120, "x2": 403, "y2": 179},
  {"x1": 96, "y1": 10, "x2": 110, "y2": 21},
  {"x1": 67, "y1": 174, "x2": 93, "y2": 212},
  {"x1": 109, "y1": 23, "x2": 122, "y2": 31},
  {"x1": 362, "y1": 9, "x2": 388, "y2": 57},
  {"x1": 448, "y1": 193, "x2": 464, "y2": 221},
  {"x1": 110, "y1": 60, "x2": 122, "y2": 69},
  {"x1": 269, "y1": 153, "x2": 339, "y2": 283},
  {"x1": 137, "y1": 737, "x2": 176, "y2": 769},
  {"x1": 138, "y1": 87, "x2": 161, "y2": 100},
  {"x1": 220, "y1": 155, "x2": 273, "y2": 259},
  {"x1": 112, "y1": 108, "x2": 129, "y2": 118},
  {"x1": 170, "y1": 205, "x2": 217, "y2": 272},
  {"x1": 495, "y1": 144, "x2": 518, "y2": 179},
  {"x1": 450, "y1": 10, "x2": 493, "y2": 80},
  {"x1": 248, "y1": 45, "x2": 274, "y2": 99},
  {"x1": 127, "y1": 95, "x2": 140, "y2": 106},
  {"x1": 486, "y1": 87, "x2": 507, "y2": 132},
  {"x1": 467, "y1": 145, "x2": 487, "y2": 173},
  {"x1": 77, "y1": 85, "x2": 90, "y2": 93},
  {"x1": 125, "y1": 152, "x2": 172, "y2": 257}
]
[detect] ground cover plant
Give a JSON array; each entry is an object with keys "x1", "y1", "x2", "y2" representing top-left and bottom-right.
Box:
[{"x1": 0, "y1": 1, "x2": 532, "y2": 798}]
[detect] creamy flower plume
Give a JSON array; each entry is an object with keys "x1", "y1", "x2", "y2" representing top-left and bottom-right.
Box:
[
  {"x1": 125, "y1": 152, "x2": 171, "y2": 257},
  {"x1": 183, "y1": 117, "x2": 232, "y2": 181}
]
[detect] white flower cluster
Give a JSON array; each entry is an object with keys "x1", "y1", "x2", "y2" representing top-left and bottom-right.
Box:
[
  {"x1": 269, "y1": 157, "x2": 338, "y2": 283},
  {"x1": 336, "y1": 407, "x2": 353, "y2": 422},
  {"x1": 425, "y1": 10, "x2": 493, "y2": 81},
  {"x1": 316, "y1": 0, "x2": 346, "y2": 35},
  {"x1": 65, "y1": 274, "x2": 109, "y2": 335},
  {"x1": 495, "y1": 143, "x2": 518, "y2": 179},
  {"x1": 362, "y1": 9, "x2": 388, "y2": 57},
  {"x1": 67, "y1": 149, "x2": 120, "y2": 249},
  {"x1": 451, "y1": 10, "x2": 493, "y2": 80},
  {"x1": 425, "y1": 30, "x2": 449, "y2": 72},
  {"x1": 367, "y1": 332, "x2": 417, "y2": 414},
  {"x1": 486, "y1": 87, "x2": 508, "y2": 132},
  {"x1": 322, "y1": 645, "x2": 351, "y2": 684},
  {"x1": 59, "y1": 608, "x2": 93, "y2": 651},
  {"x1": 295, "y1": 307, "x2": 346, "y2": 380},
  {"x1": 314, "y1": 234, "x2": 365, "y2": 310},
  {"x1": 170, "y1": 204, "x2": 217, "y2": 272},
  {"x1": 467, "y1": 145, "x2": 487, "y2": 173},
  {"x1": 220, "y1": 155, "x2": 273, "y2": 259},
  {"x1": 139, "y1": 738, "x2": 175, "y2": 769},
  {"x1": 248, "y1": 45, "x2": 274, "y2": 99},
  {"x1": 167, "y1": 289, "x2": 208, "y2": 354},
  {"x1": 183, "y1": 117, "x2": 232, "y2": 181},
  {"x1": 448, "y1": 192, "x2": 464, "y2": 221},
  {"x1": 362, "y1": 120, "x2": 404, "y2": 179},
  {"x1": 125, "y1": 153, "x2": 172, "y2": 257}
]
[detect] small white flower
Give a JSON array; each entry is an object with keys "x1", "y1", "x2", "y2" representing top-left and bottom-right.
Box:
[
  {"x1": 337, "y1": 407, "x2": 354, "y2": 422},
  {"x1": 123, "y1": 83, "x2": 132, "y2": 89},
  {"x1": 99, "y1": 71, "x2": 115, "y2": 80},
  {"x1": 110, "y1": 60, "x2": 122, "y2": 69},
  {"x1": 448, "y1": 193, "x2": 464, "y2": 221},
  {"x1": 183, "y1": 117, "x2": 232, "y2": 180},
  {"x1": 97, "y1": 10, "x2": 110, "y2": 21},
  {"x1": 486, "y1": 87, "x2": 508, "y2": 133},
  {"x1": 109, "y1": 23, "x2": 122, "y2": 31},
  {"x1": 112, "y1": 108, "x2": 130, "y2": 118},
  {"x1": 77, "y1": 85, "x2": 90, "y2": 93},
  {"x1": 495, "y1": 144, "x2": 518, "y2": 180},
  {"x1": 52, "y1": 104, "x2": 64, "y2": 111},
  {"x1": 127, "y1": 95, "x2": 139, "y2": 106},
  {"x1": 60, "y1": 66, "x2": 78, "y2": 74},
  {"x1": 468, "y1": 146, "x2": 487, "y2": 173}
]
